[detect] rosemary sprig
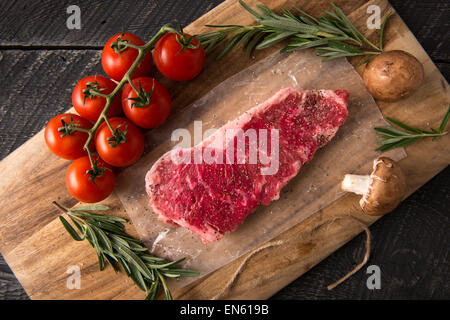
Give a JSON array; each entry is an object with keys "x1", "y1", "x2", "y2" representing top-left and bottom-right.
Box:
[
  {"x1": 197, "y1": 0, "x2": 391, "y2": 61},
  {"x1": 374, "y1": 106, "x2": 450, "y2": 151},
  {"x1": 53, "y1": 201, "x2": 199, "y2": 300}
]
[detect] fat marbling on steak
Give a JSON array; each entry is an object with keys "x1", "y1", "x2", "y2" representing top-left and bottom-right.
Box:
[{"x1": 145, "y1": 88, "x2": 349, "y2": 243}]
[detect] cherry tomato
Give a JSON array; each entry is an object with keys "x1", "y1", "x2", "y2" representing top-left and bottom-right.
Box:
[
  {"x1": 121, "y1": 77, "x2": 171, "y2": 129},
  {"x1": 44, "y1": 113, "x2": 93, "y2": 160},
  {"x1": 66, "y1": 155, "x2": 115, "y2": 203},
  {"x1": 153, "y1": 33, "x2": 205, "y2": 81},
  {"x1": 72, "y1": 75, "x2": 122, "y2": 122},
  {"x1": 102, "y1": 32, "x2": 152, "y2": 81},
  {"x1": 95, "y1": 117, "x2": 144, "y2": 167}
]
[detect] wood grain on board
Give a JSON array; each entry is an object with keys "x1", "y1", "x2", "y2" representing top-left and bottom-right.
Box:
[{"x1": 0, "y1": 0, "x2": 448, "y2": 299}]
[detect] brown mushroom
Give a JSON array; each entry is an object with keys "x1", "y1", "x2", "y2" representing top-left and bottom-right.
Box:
[
  {"x1": 363, "y1": 50, "x2": 424, "y2": 102},
  {"x1": 341, "y1": 157, "x2": 406, "y2": 216}
]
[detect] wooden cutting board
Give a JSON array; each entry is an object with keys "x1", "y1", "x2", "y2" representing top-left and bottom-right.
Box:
[{"x1": 0, "y1": 0, "x2": 448, "y2": 299}]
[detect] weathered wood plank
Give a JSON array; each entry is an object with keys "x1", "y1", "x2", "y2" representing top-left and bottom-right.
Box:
[
  {"x1": 0, "y1": 50, "x2": 103, "y2": 161},
  {"x1": 0, "y1": 255, "x2": 28, "y2": 300},
  {"x1": 0, "y1": 0, "x2": 223, "y2": 47},
  {"x1": 389, "y1": 0, "x2": 450, "y2": 61},
  {"x1": 0, "y1": 0, "x2": 448, "y2": 300},
  {"x1": 271, "y1": 166, "x2": 449, "y2": 299},
  {"x1": 0, "y1": 0, "x2": 448, "y2": 63}
]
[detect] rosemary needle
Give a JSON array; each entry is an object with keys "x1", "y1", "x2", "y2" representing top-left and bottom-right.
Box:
[
  {"x1": 197, "y1": 0, "x2": 390, "y2": 60},
  {"x1": 53, "y1": 201, "x2": 199, "y2": 300},
  {"x1": 374, "y1": 105, "x2": 450, "y2": 151}
]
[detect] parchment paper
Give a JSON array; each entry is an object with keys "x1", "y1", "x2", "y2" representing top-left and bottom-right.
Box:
[{"x1": 115, "y1": 49, "x2": 406, "y2": 290}]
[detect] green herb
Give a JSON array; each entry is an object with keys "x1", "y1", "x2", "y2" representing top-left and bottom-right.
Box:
[
  {"x1": 197, "y1": 0, "x2": 392, "y2": 60},
  {"x1": 53, "y1": 201, "x2": 199, "y2": 300},
  {"x1": 374, "y1": 105, "x2": 449, "y2": 151},
  {"x1": 125, "y1": 80, "x2": 156, "y2": 109}
]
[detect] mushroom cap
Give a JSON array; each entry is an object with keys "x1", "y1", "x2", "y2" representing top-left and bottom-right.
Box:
[
  {"x1": 363, "y1": 50, "x2": 424, "y2": 102},
  {"x1": 361, "y1": 157, "x2": 406, "y2": 216}
]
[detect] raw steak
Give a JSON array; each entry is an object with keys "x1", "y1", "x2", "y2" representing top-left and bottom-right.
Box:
[{"x1": 145, "y1": 88, "x2": 349, "y2": 243}]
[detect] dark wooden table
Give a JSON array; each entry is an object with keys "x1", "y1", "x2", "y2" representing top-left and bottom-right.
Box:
[{"x1": 0, "y1": 0, "x2": 448, "y2": 300}]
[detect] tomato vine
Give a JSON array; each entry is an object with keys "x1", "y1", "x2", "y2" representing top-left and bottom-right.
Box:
[{"x1": 73, "y1": 24, "x2": 181, "y2": 177}]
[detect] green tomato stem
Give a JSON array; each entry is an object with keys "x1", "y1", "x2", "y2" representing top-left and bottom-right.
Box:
[
  {"x1": 126, "y1": 75, "x2": 141, "y2": 98},
  {"x1": 88, "y1": 90, "x2": 109, "y2": 99},
  {"x1": 103, "y1": 116, "x2": 115, "y2": 134},
  {"x1": 81, "y1": 24, "x2": 173, "y2": 161},
  {"x1": 86, "y1": 148, "x2": 96, "y2": 173},
  {"x1": 70, "y1": 127, "x2": 90, "y2": 133}
]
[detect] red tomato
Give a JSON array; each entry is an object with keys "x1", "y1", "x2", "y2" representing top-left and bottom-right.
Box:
[
  {"x1": 95, "y1": 117, "x2": 144, "y2": 167},
  {"x1": 154, "y1": 33, "x2": 205, "y2": 81},
  {"x1": 44, "y1": 113, "x2": 93, "y2": 160},
  {"x1": 66, "y1": 155, "x2": 115, "y2": 203},
  {"x1": 72, "y1": 75, "x2": 122, "y2": 122},
  {"x1": 121, "y1": 77, "x2": 171, "y2": 129},
  {"x1": 102, "y1": 32, "x2": 152, "y2": 81}
]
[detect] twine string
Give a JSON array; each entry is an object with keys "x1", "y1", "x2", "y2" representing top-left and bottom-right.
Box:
[{"x1": 212, "y1": 215, "x2": 371, "y2": 300}]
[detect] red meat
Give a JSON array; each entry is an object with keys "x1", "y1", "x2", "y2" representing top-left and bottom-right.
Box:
[{"x1": 145, "y1": 88, "x2": 349, "y2": 243}]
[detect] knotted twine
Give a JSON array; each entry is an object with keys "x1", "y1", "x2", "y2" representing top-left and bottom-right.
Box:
[{"x1": 212, "y1": 215, "x2": 371, "y2": 300}]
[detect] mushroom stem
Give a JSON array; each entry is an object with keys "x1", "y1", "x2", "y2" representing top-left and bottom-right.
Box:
[
  {"x1": 341, "y1": 157, "x2": 406, "y2": 216},
  {"x1": 341, "y1": 174, "x2": 371, "y2": 195}
]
